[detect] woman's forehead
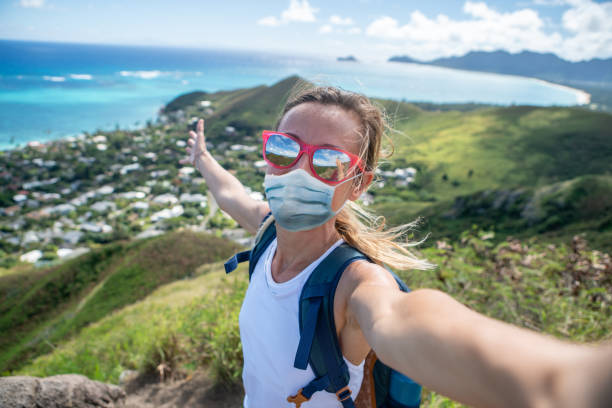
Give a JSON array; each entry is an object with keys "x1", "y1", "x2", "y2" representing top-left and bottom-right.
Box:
[{"x1": 278, "y1": 103, "x2": 362, "y2": 152}]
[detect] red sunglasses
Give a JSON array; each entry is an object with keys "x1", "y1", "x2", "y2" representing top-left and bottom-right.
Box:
[{"x1": 261, "y1": 130, "x2": 365, "y2": 185}]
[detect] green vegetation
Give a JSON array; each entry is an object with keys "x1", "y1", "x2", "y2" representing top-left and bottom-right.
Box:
[
  {"x1": 0, "y1": 230, "x2": 240, "y2": 374},
  {"x1": 379, "y1": 105, "x2": 611, "y2": 202},
  {"x1": 12, "y1": 264, "x2": 247, "y2": 386},
  {"x1": 408, "y1": 231, "x2": 611, "y2": 406},
  {"x1": 7, "y1": 230, "x2": 611, "y2": 407},
  {"x1": 162, "y1": 91, "x2": 208, "y2": 113},
  {"x1": 377, "y1": 174, "x2": 612, "y2": 253}
]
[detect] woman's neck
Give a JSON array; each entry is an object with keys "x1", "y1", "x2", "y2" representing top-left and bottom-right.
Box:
[{"x1": 271, "y1": 221, "x2": 342, "y2": 283}]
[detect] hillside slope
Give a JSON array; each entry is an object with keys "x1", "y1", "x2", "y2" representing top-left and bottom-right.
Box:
[
  {"x1": 0, "y1": 230, "x2": 241, "y2": 374},
  {"x1": 165, "y1": 79, "x2": 612, "y2": 202},
  {"x1": 10, "y1": 231, "x2": 612, "y2": 407},
  {"x1": 376, "y1": 174, "x2": 612, "y2": 252},
  {"x1": 159, "y1": 78, "x2": 612, "y2": 249}
]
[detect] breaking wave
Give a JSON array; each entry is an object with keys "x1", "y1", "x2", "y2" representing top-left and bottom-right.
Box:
[{"x1": 119, "y1": 70, "x2": 164, "y2": 79}]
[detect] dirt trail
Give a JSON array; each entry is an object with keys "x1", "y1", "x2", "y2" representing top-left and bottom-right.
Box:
[{"x1": 123, "y1": 369, "x2": 243, "y2": 408}]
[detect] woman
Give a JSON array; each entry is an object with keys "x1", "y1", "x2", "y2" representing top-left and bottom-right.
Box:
[{"x1": 179, "y1": 86, "x2": 612, "y2": 408}]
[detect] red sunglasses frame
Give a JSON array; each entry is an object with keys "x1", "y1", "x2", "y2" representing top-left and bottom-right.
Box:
[{"x1": 261, "y1": 130, "x2": 365, "y2": 185}]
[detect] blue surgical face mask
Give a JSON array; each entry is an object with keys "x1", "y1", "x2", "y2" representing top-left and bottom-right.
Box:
[{"x1": 263, "y1": 168, "x2": 359, "y2": 232}]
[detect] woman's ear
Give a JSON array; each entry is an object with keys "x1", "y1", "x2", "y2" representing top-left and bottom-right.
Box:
[{"x1": 349, "y1": 171, "x2": 374, "y2": 201}]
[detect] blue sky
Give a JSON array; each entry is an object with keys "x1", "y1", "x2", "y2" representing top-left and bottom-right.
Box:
[{"x1": 1, "y1": 0, "x2": 611, "y2": 61}]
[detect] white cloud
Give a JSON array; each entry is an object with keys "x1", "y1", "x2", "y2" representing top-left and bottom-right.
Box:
[
  {"x1": 318, "y1": 24, "x2": 362, "y2": 35},
  {"x1": 330, "y1": 15, "x2": 354, "y2": 26},
  {"x1": 319, "y1": 24, "x2": 333, "y2": 34},
  {"x1": 319, "y1": 15, "x2": 361, "y2": 35},
  {"x1": 258, "y1": 0, "x2": 319, "y2": 27},
  {"x1": 365, "y1": 0, "x2": 612, "y2": 61},
  {"x1": 19, "y1": 0, "x2": 45, "y2": 8},
  {"x1": 282, "y1": 0, "x2": 318, "y2": 22},
  {"x1": 560, "y1": 0, "x2": 612, "y2": 60},
  {"x1": 562, "y1": 0, "x2": 612, "y2": 33},
  {"x1": 257, "y1": 16, "x2": 281, "y2": 27}
]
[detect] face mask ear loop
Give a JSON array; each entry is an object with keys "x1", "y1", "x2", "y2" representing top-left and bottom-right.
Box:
[{"x1": 332, "y1": 172, "x2": 362, "y2": 216}]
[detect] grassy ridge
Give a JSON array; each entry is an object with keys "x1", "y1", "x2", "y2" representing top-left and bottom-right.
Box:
[
  {"x1": 0, "y1": 230, "x2": 241, "y2": 374},
  {"x1": 382, "y1": 105, "x2": 612, "y2": 201},
  {"x1": 166, "y1": 79, "x2": 611, "y2": 245},
  {"x1": 376, "y1": 174, "x2": 612, "y2": 252},
  {"x1": 10, "y1": 230, "x2": 611, "y2": 407},
  {"x1": 12, "y1": 263, "x2": 248, "y2": 385},
  {"x1": 166, "y1": 75, "x2": 302, "y2": 141}
]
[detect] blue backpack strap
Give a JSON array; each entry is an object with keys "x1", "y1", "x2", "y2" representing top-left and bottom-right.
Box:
[
  {"x1": 289, "y1": 243, "x2": 368, "y2": 407},
  {"x1": 224, "y1": 212, "x2": 276, "y2": 280},
  {"x1": 224, "y1": 250, "x2": 250, "y2": 274}
]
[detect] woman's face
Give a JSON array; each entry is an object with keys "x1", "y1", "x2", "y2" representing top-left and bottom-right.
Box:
[{"x1": 270, "y1": 102, "x2": 368, "y2": 212}]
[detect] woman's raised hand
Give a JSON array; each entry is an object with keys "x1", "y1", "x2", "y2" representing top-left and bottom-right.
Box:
[{"x1": 179, "y1": 118, "x2": 207, "y2": 169}]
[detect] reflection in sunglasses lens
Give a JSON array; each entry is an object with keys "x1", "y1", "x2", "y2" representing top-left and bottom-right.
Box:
[
  {"x1": 266, "y1": 134, "x2": 299, "y2": 166},
  {"x1": 313, "y1": 149, "x2": 352, "y2": 182}
]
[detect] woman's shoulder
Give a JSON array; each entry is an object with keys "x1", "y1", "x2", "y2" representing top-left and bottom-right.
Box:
[{"x1": 337, "y1": 258, "x2": 400, "y2": 300}]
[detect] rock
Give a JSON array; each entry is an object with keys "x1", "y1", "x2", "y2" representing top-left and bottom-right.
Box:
[
  {"x1": 0, "y1": 374, "x2": 126, "y2": 408},
  {"x1": 118, "y1": 370, "x2": 138, "y2": 387}
]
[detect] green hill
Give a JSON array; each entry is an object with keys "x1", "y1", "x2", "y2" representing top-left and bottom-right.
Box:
[
  {"x1": 10, "y1": 262, "x2": 249, "y2": 385},
  {"x1": 376, "y1": 174, "x2": 612, "y2": 252},
  {"x1": 9, "y1": 231, "x2": 611, "y2": 407},
  {"x1": 0, "y1": 230, "x2": 241, "y2": 374},
  {"x1": 165, "y1": 78, "x2": 611, "y2": 197},
  {"x1": 164, "y1": 75, "x2": 304, "y2": 142},
  {"x1": 375, "y1": 105, "x2": 611, "y2": 202},
  {"x1": 159, "y1": 77, "x2": 611, "y2": 248}
]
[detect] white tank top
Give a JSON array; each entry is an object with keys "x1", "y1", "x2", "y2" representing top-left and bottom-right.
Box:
[{"x1": 239, "y1": 237, "x2": 365, "y2": 407}]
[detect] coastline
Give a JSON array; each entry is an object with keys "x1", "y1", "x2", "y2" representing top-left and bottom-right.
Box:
[
  {"x1": 386, "y1": 60, "x2": 592, "y2": 106},
  {"x1": 0, "y1": 85, "x2": 592, "y2": 152},
  {"x1": 531, "y1": 77, "x2": 591, "y2": 105},
  {"x1": 2, "y1": 41, "x2": 597, "y2": 150}
]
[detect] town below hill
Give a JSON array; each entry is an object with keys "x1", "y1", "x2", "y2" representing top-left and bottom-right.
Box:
[{"x1": 1, "y1": 75, "x2": 611, "y2": 270}]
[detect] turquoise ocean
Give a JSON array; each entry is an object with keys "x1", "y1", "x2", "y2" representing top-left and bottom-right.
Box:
[{"x1": 0, "y1": 40, "x2": 588, "y2": 150}]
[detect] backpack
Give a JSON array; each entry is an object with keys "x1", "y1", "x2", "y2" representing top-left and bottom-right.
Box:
[{"x1": 224, "y1": 215, "x2": 422, "y2": 408}]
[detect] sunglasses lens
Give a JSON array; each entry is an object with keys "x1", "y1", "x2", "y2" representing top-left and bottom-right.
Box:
[
  {"x1": 265, "y1": 133, "x2": 300, "y2": 167},
  {"x1": 313, "y1": 149, "x2": 353, "y2": 182}
]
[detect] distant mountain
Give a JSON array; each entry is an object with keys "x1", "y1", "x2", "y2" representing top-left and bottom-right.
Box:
[
  {"x1": 389, "y1": 51, "x2": 612, "y2": 84},
  {"x1": 337, "y1": 55, "x2": 358, "y2": 62}
]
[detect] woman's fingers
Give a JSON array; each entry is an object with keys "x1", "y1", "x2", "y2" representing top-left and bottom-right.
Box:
[
  {"x1": 197, "y1": 118, "x2": 204, "y2": 137},
  {"x1": 196, "y1": 119, "x2": 206, "y2": 147},
  {"x1": 180, "y1": 118, "x2": 205, "y2": 166},
  {"x1": 179, "y1": 146, "x2": 193, "y2": 164}
]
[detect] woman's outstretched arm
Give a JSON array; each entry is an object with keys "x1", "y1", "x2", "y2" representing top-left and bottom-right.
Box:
[
  {"x1": 349, "y1": 274, "x2": 612, "y2": 408},
  {"x1": 179, "y1": 118, "x2": 269, "y2": 234}
]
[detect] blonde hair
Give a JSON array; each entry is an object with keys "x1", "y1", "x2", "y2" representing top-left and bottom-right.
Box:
[{"x1": 267, "y1": 82, "x2": 433, "y2": 271}]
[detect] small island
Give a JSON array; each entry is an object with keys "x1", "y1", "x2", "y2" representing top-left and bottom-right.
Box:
[{"x1": 337, "y1": 55, "x2": 358, "y2": 62}]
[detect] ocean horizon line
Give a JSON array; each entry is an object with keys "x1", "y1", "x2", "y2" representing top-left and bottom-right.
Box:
[{"x1": 1, "y1": 40, "x2": 593, "y2": 149}]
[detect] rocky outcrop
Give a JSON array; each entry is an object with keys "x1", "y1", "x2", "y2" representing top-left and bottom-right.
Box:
[{"x1": 0, "y1": 374, "x2": 126, "y2": 408}]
